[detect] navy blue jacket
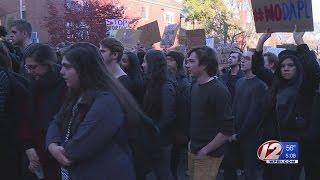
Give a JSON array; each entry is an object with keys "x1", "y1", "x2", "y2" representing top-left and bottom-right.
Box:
[{"x1": 46, "y1": 91, "x2": 135, "y2": 180}]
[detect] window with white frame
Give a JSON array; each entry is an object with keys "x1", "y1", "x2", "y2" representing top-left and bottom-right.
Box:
[
  {"x1": 141, "y1": 6, "x2": 149, "y2": 20},
  {"x1": 164, "y1": 12, "x2": 174, "y2": 24}
]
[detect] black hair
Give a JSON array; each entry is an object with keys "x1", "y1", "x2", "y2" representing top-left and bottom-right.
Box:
[
  {"x1": 143, "y1": 49, "x2": 169, "y2": 117},
  {"x1": 24, "y1": 43, "x2": 58, "y2": 68},
  {"x1": 137, "y1": 50, "x2": 146, "y2": 66},
  {"x1": 124, "y1": 52, "x2": 144, "y2": 86}
]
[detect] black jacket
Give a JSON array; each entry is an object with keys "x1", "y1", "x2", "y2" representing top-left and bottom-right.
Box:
[
  {"x1": 302, "y1": 91, "x2": 320, "y2": 149},
  {"x1": 143, "y1": 79, "x2": 176, "y2": 146},
  {"x1": 0, "y1": 70, "x2": 22, "y2": 178},
  {"x1": 257, "y1": 44, "x2": 320, "y2": 141},
  {"x1": 174, "y1": 73, "x2": 191, "y2": 139},
  {"x1": 221, "y1": 69, "x2": 245, "y2": 103}
]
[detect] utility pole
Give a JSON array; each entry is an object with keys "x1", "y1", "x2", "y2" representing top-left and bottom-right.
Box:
[{"x1": 19, "y1": 0, "x2": 23, "y2": 19}]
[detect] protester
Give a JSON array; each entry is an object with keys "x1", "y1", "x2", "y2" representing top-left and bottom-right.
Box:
[
  {"x1": 0, "y1": 41, "x2": 12, "y2": 69},
  {"x1": 166, "y1": 50, "x2": 191, "y2": 180},
  {"x1": 1, "y1": 26, "x2": 21, "y2": 72},
  {"x1": 9, "y1": 20, "x2": 33, "y2": 54},
  {"x1": 0, "y1": 41, "x2": 24, "y2": 179},
  {"x1": 23, "y1": 43, "x2": 66, "y2": 180},
  {"x1": 263, "y1": 52, "x2": 278, "y2": 73},
  {"x1": 185, "y1": 46, "x2": 233, "y2": 180},
  {"x1": 121, "y1": 51, "x2": 145, "y2": 105},
  {"x1": 99, "y1": 38, "x2": 133, "y2": 92},
  {"x1": 302, "y1": 84, "x2": 320, "y2": 179},
  {"x1": 255, "y1": 28, "x2": 320, "y2": 180},
  {"x1": 142, "y1": 49, "x2": 176, "y2": 180},
  {"x1": 9, "y1": 20, "x2": 33, "y2": 75},
  {"x1": 229, "y1": 50, "x2": 267, "y2": 180},
  {"x1": 46, "y1": 42, "x2": 137, "y2": 179},
  {"x1": 137, "y1": 49, "x2": 146, "y2": 67},
  {"x1": 221, "y1": 48, "x2": 244, "y2": 102},
  {"x1": 220, "y1": 48, "x2": 244, "y2": 180},
  {"x1": 56, "y1": 41, "x2": 73, "y2": 63},
  {"x1": 0, "y1": 26, "x2": 8, "y2": 40}
]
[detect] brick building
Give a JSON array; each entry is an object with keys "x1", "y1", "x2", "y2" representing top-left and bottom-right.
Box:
[{"x1": 0, "y1": 0, "x2": 183, "y2": 44}]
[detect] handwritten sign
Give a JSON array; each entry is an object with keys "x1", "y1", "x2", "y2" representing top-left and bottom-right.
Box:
[
  {"x1": 186, "y1": 29, "x2": 206, "y2": 51},
  {"x1": 137, "y1": 21, "x2": 161, "y2": 47},
  {"x1": 160, "y1": 24, "x2": 179, "y2": 48},
  {"x1": 214, "y1": 44, "x2": 239, "y2": 68},
  {"x1": 251, "y1": 0, "x2": 314, "y2": 32},
  {"x1": 115, "y1": 29, "x2": 142, "y2": 50}
]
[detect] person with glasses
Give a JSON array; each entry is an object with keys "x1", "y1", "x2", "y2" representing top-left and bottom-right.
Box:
[
  {"x1": 229, "y1": 50, "x2": 267, "y2": 180},
  {"x1": 23, "y1": 43, "x2": 66, "y2": 180}
]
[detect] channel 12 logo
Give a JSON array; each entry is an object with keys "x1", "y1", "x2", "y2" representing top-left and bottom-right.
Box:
[{"x1": 257, "y1": 140, "x2": 298, "y2": 164}]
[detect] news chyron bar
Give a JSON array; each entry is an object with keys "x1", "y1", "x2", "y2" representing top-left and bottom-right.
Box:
[{"x1": 257, "y1": 140, "x2": 298, "y2": 164}]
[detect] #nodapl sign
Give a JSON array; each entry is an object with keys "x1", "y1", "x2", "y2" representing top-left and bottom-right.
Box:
[{"x1": 251, "y1": 0, "x2": 314, "y2": 32}]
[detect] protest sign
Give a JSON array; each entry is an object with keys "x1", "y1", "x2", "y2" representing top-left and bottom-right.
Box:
[
  {"x1": 206, "y1": 38, "x2": 215, "y2": 49},
  {"x1": 115, "y1": 29, "x2": 142, "y2": 50},
  {"x1": 214, "y1": 43, "x2": 239, "y2": 69},
  {"x1": 251, "y1": 0, "x2": 314, "y2": 32},
  {"x1": 160, "y1": 24, "x2": 179, "y2": 48},
  {"x1": 263, "y1": 46, "x2": 286, "y2": 56},
  {"x1": 186, "y1": 29, "x2": 206, "y2": 51},
  {"x1": 137, "y1": 21, "x2": 161, "y2": 47},
  {"x1": 106, "y1": 19, "x2": 129, "y2": 31},
  {"x1": 277, "y1": 44, "x2": 297, "y2": 51}
]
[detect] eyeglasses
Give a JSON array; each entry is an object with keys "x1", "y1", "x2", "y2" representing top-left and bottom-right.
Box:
[{"x1": 24, "y1": 64, "x2": 39, "y2": 71}]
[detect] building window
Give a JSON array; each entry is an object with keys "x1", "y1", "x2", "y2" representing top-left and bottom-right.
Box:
[
  {"x1": 141, "y1": 6, "x2": 149, "y2": 20},
  {"x1": 164, "y1": 12, "x2": 174, "y2": 24}
]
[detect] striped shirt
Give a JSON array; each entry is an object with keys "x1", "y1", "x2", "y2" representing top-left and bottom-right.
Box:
[{"x1": 0, "y1": 70, "x2": 9, "y2": 121}]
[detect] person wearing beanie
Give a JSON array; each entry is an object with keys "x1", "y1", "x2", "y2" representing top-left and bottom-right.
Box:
[
  {"x1": 254, "y1": 29, "x2": 320, "y2": 180},
  {"x1": 166, "y1": 51, "x2": 191, "y2": 180}
]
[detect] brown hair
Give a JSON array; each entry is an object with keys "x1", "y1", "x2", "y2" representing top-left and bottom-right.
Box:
[
  {"x1": 10, "y1": 19, "x2": 32, "y2": 38},
  {"x1": 263, "y1": 52, "x2": 278, "y2": 70},
  {"x1": 187, "y1": 46, "x2": 219, "y2": 76},
  {"x1": 99, "y1": 38, "x2": 124, "y2": 62}
]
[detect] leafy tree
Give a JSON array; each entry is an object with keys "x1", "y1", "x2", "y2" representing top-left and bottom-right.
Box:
[
  {"x1": 45, "y1": 0, "x2": 138, "y2": 45},
  {"x1": 184, "y1": 0, "x2": 256, "y2": 47}
]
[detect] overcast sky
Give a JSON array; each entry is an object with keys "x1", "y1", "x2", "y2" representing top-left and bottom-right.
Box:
[{"x1": 312, "y1": 0, "x2": 320, "y2": 22}]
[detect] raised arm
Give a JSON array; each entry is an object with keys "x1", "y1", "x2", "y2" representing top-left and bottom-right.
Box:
[
  {"x1": 293, "y1": 28, "x2": 320, "y2": 90},
  {"x1": 252, "y1": 32, "x2": 274, "y2": 86}
]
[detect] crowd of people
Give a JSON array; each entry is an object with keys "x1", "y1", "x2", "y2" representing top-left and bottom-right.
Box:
[{"x1": 0, "y1": 19, "x2": 320, "y2": 180}]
